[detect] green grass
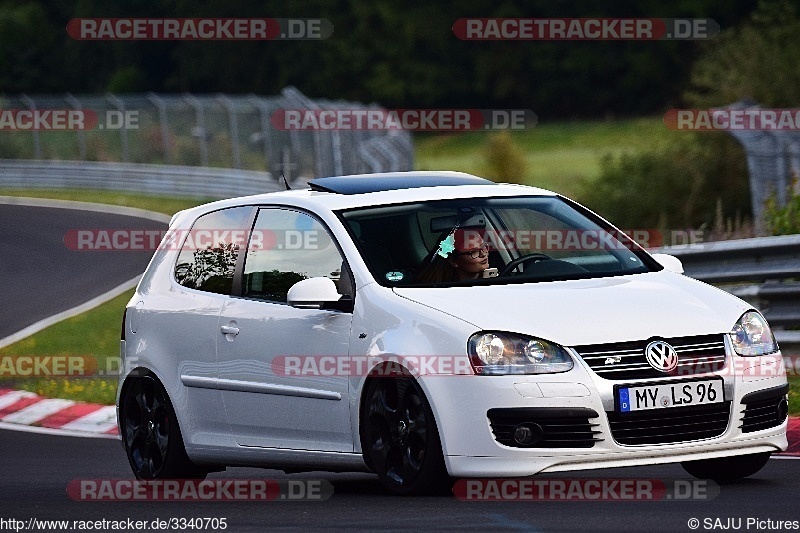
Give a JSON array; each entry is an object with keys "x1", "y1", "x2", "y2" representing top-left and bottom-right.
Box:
[
  {"x1": 0, "y1": 290, "x2": 134, "y2": 405},
  {"x1": 0, "y1": 188, "x2": 210, "y2": 216},
  {"x1": 790, "y1": 376, "x2": 800, "y2": 415},
  {"x1": 415, "y1": 116, "x2": 673, "y2": 198}
]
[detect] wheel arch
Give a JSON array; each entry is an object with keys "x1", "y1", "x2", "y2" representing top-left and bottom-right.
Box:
[{"x1": 356, "y1": 362, "x2": 445, "y2": 466}]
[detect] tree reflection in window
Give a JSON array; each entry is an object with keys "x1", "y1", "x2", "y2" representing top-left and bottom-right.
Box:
[{"x1": 175, "y1": 241, "x2": 239, "y2": 294}]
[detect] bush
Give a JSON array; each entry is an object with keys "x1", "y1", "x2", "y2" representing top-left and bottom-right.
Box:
[
  {"x1": 482, "y1": 131, "x2": 528, "y2": 185},
  {"x1": 764, "y1": 181, "x2": 800, "y2": 235},
  {"x1": 578, "y1": 132, "x2": 750, "y2": 231}
]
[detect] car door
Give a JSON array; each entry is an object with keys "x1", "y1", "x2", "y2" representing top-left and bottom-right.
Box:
[
  {"x1": 166, "y1": 205, "x2": 254, "y2": 441},
  {"x1": 217, "y1": 206, "x2": 354, "y2": 451}
]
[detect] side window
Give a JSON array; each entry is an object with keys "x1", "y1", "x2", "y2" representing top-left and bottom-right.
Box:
[
  {"x1": 174, "y1": 206, "x2": 252, "y2": 294},
  {"x1": 243, "y1": 208, "x2": 346, "y2": 303}
]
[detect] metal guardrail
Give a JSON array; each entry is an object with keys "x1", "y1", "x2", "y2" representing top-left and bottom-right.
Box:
[
  {"x1": 0, "y1": 159, "x2": 286, "y2": 199},
  {"x1": 658, "y1": 235, "x2": 800, "y2": 349}
]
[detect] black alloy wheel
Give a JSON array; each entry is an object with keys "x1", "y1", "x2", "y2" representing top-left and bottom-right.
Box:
[
  {"x1": 361, "y1": 377, "x2": 449, "y2": 495},
  {"x1": 121, "y1": 375, "x2": 205, "y2": 480}
]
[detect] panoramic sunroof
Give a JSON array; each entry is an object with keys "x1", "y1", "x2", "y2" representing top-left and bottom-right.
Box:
[{"x1": 308, "y1": 174, "x2": 493, "y2": 195}]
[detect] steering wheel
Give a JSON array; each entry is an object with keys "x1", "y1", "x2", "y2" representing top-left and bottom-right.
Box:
[{"x1": 500, "y1": 253, "x2": 553, "y2": 276}]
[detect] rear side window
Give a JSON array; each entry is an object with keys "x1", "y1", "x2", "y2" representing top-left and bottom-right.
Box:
[{"x1": 174, "y1": 206, "x2": 252, "y2": 294}]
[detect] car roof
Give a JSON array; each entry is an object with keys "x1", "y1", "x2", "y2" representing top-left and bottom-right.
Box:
[{"x1": 170, "y1": 171, "x2": 558, "y2": 227}]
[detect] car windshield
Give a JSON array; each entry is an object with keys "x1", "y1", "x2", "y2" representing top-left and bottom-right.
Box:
[{"x1": 339, "y1": 195, "x2": 658, "y2": 287}]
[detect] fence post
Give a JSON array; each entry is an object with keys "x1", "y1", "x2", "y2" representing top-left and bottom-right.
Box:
[
  {"x1": 247, "y1": 94, "x2": 273, "y2": 174},
  {"x1": 217, "y1": 94, "x2": 242, "y2": 169},
  {"x1": 65, "y1": 94, "x2": 87, "y2": 160},
  {"x1": 147, "y1": 93, "x2": 172, "y2": 164},
  {"x1": 19, "y1": 94, "x2": 41, "y2": 159},
  {"x1": 106, "y1": 93, "x2": 130, "y2": 162},
  {"x1": 184, "y1": 93, "x2": 209, "y2": 167}
]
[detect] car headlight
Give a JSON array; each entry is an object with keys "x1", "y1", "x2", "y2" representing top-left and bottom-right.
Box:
[
  {"x1": 468, "y1": 332, "x2": 573, "y2": 375},
  {"x1": 729, "y1": 311, "x2": 778, "y2": 356}
]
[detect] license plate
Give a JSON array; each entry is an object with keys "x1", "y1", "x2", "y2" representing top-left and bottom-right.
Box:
[{"x1": 617, "y1": 379, "x2": 723, "y2": 413}]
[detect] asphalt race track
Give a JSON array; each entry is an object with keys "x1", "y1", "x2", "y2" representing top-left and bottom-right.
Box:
[
  {"x1": 0, "y1": 203, "x2": 166, "y2": 340},
  {"x1": 0, "y1": 429, "x2": 798, "y2": 532}
]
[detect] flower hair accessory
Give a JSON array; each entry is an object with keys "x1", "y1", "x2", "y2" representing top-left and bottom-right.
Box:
[{"x1": 436, "y1": 233, "x2": 456, "y2": 258}]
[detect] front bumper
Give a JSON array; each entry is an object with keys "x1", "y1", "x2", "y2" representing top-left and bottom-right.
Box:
[{"x1": 423, "y1": 350, "x2": 789, "y2": 478}]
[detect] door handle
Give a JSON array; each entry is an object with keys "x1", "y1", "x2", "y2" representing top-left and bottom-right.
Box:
[{"x1": 220, "y1": 325, "x2": 240, "y2": 336}]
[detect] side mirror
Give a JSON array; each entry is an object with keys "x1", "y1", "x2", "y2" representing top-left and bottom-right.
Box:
[
  {"x1": 287, "y1": 277, "x2": 351, "y2": 310},
  {"x1": 650, "y1": 253, "x2": 684, "y2": 274}
]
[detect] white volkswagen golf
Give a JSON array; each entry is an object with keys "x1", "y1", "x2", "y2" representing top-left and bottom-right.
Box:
[{"x1": 117, "y1": 171, "x2": 789, "y2": 495}]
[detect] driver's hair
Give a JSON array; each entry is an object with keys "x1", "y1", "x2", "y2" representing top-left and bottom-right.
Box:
[{"x1": 415, "y1": 254, "x2": 459, "y2": 283}]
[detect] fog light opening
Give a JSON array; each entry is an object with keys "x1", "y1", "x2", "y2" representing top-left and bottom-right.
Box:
[
  {"x1": 777, "y1": 398, "x2": 789, "y2": 423},
  {"x1": 512, "y1": 423, "x2": 543, "y2": 446}
]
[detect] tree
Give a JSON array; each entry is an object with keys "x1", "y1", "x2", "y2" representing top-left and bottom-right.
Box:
[
  {"x1": 0, "y1": 3, "x2": 58, "y2": 92},
  {"x1": 685, "y1": 0, "x2": 800, "y2": 108}
]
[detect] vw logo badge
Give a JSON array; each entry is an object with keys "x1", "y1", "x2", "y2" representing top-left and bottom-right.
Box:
[{"x1": 644, "y1": 340, "x2": 678, "y2": 372}]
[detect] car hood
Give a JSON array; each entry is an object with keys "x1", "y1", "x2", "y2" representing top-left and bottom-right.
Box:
[{"x1": 392, "y1": 271, "x2": 751, "y2": 346}]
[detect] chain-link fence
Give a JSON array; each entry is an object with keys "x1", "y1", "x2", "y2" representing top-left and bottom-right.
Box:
[
  {"x1": 724, "y1": 102, "x2": 800, "y2": 235},
  {"x1": 0, "y1": 87, "x2": 413, "y2": 182}
]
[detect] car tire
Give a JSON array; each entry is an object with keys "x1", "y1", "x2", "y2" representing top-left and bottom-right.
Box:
[
  {"x1": 121, "y1": 375, "x2": 206, "y2": 480},
  {"x1": 360, "y1": 376, "x2": 450, "y2": 495},
  {"x1": 680, "y1": 452, "x2": 771, "y2": 481}
]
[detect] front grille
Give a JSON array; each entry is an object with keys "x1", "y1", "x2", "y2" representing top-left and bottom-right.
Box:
[
  {"x1": 488, "y1": 408, "x2": 603, "y2": 449},
  {"x1": 740, "y1": 384, "x2": 790, "y2": 433},
  {"x1": 573, "y1": 334, "x2": 727, "y2": 380},
  {"x1": 607, "y1": 402, "x2": 731, "y2": 445}
]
